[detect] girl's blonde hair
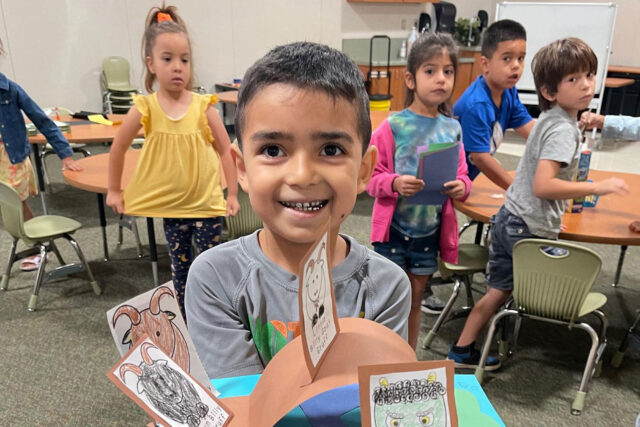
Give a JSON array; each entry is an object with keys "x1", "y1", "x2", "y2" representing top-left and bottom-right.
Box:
[
  {"x1": 141, "y1": 4, "x2": 193, "y2": 93},
  {"x1": 404, "y1": 32, "x2": 459, "y2": 116}
]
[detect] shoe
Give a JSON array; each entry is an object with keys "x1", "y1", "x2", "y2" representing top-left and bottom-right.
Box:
[
  {"x1": 20, "y1": 254, "x2": 46, "y2": 271},
  {"x1": 421, "y1": 294, "x2": 445, "y2": 314},
  {"x1": 447, "y1": 343, "x2": 501, "y2": 371}
]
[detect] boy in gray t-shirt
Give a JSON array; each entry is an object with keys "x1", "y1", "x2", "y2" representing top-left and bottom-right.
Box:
[
  {"x1": 448, "y1": 38, "x2": 629, "y2": 369},
  {"x1": 185, "y1": 42, "x2": 411, "y2": 379}
]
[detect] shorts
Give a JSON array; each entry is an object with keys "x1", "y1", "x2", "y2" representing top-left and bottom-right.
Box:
[
  {"x1": 374, "y1": 226, "x2": 439, "y2": 275},
  {"x1": 0, "y1": 141, "x2": 37, "y2": 201},
  {"x1": 487, "y1": 206, "x2": 544, "y2": 291}
]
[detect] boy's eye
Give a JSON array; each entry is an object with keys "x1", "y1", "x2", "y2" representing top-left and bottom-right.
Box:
[
  {"x1": 321, "y1": 144, "x2": 344, "y2": 157},
  {"x1": 503, "y1": 56, "x2": 511, "y2": 62},
  {"x1": 518, "y1": 56, "x2": 525, "y2": 62},
  {"x1": 424, "y1": 68, "x2": 434, "y2": 75},
  {"x1": 260, "y1": 145, "x2": 285, "y2": 158}
]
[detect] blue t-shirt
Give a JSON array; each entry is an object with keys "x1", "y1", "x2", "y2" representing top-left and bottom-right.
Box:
[
  {"x1": 388, "y1": 109, "x2": 461, "y2": 238},
  {"x1": 453, "y1": 75, "x2": 532, "y2": 180}
]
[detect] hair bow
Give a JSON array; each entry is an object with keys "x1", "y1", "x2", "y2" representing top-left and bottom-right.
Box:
[{"x1": 157, "y1": 12, "x2": 173, "y2": 23}]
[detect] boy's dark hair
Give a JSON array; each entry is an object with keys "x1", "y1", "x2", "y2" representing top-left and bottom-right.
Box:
[
  {"x1": 235, "y1": 42, "x2": 371, "y2": 154},
  {"x1": 532, "y1": 38, "x2": 597, "y2": 111},
  {"x1": 481, "y1": 19, "x2": 526, "y2": 58},
  {"x1": 404, "y1": 32, "x2": 458, "y2": 116}
]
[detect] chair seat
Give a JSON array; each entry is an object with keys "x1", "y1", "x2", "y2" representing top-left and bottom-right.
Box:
[
  {"x1": 577, "y1": 292, "x2": 607, "y2": 318},
  {"x1": 443, "y1": 243, "x2": 489, "y2": 273},
  {"x1": 24, "y1": 215, "x2": 81, "y2": 240},
  {"x1": 106, "y1": 83, "x2": 137, "y2": 92}
]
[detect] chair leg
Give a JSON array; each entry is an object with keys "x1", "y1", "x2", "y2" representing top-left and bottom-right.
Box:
[
  {"x1": 570, "y1": 322, "x2": 600, "y2": 415},
  {"x1": 511, "y1": 316, "x2": 523, "y2": 354},
  {"x1": 1, "y1": 238, "x2": 19, "y2": 291},
  {"x1": 612, "y1": 310, "x2": 640, "y2": 368},
  {"x1": 28, "y1": 245, "x2": 49, "y2": 311},
  {"x1": 117, "y1": 214, "x2": 124, "y2": 245},
  {"x1": 40, "y1": 150, "x2": 52, "y2": 189},
  {"x1": 130, "y1": 218, "x2": 143, "y2": 258},
  {"x1": 475, "y1": 309, "x2": 516, "y2": 383},
  {"x1": 423, "y1": 277, "x2": 462, "y2": 349},
  {"x1": 49, "y1": 240, "x2": 66, "y2": 265},
  {"x1": 73, "y1": 147, "x2": 91, "y2": 157},
  {"x1": 64, "y1": 234, "x2": 102, "y2": 296}
]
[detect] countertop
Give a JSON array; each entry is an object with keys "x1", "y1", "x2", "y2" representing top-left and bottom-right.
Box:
[{"x1": 342, "y1": 37, "x2": 479, "y2": 67}]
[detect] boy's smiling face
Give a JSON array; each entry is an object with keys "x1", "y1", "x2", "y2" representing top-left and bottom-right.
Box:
[
  {"x1": 236, "y1": 83, "x2": 376, "y2": 248},
  {"x1": 482, "y1": 39, "x2": 527, "y2": 91}
]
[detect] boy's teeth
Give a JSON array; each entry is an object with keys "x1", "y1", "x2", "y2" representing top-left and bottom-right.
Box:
[{"x1": 281, "y1": 200, "x2": 327, "y2": 211}]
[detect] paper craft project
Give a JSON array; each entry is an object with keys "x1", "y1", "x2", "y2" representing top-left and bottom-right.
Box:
[
  {"x1": 358, "y1": 360, "x2": 458, "y2": 427},
  {"x1": 298, "y1": 219, "x2": 340, "y2": 380},
  {"x1": 406, "y1": 142, "x2": 460, "y2": 206},
  {"x1": 107, "y1": 283, "x2": 215, "y2": 393},
  {"x1": 88, "y1": 114, "x2": 114, "y2": 126},
  {"x1": 108, "y1": 336, "x2": 232, "y2": 427}
]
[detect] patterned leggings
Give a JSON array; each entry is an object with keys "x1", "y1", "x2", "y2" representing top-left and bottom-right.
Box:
[{"x1": 163, "y1": 217, "x2": 224, "y2": 317}]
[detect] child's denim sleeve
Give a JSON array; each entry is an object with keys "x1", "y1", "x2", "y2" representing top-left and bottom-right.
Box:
[
  {"x1": 459, "y1": 104, "x2": 493, "y2": 154},
  {"x1": 602, "y1": 115, "x2": 640, "y2": 140},
  {"x1": 16, "y1": 83, "x2": 73, "y2": 160}
]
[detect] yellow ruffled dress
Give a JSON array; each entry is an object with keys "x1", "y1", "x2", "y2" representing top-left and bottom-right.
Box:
[{"x1": 123, "y1": 92, "x2": 226, "y2": 218}]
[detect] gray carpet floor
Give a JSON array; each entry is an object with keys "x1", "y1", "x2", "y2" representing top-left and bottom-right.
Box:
[{"x1": 0, "y1": 147, "x2": 638, "y2": 426}]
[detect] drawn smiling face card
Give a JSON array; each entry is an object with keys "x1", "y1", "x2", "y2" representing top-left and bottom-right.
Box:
[
  {"x1": 298, "y1": 219, "x2": 340, "y2": 380},
  {"x1": 108, "y1": 335, "x2": 232, "y2": 427},
  {"x1": 358, "y1": 360, "x2": 458, "y2": 427},
  {"x1": 107, "y1": 282, "x2": 215, "y2": 393}
]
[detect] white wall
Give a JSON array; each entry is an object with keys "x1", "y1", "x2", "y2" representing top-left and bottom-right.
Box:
[{"x1": 0, "y1": 0, "x2": 637, "y2": 112}]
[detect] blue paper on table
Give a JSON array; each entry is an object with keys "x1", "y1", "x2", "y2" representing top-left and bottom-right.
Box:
[{"x1": 406, "y1": 142, "x2": 460, "y2": 205}]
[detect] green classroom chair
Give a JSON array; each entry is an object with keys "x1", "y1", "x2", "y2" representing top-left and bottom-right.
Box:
[
  {"x1": 474, "y1": 238, "x2": 607, "y2": 416},
  {"x1": 0, "y1": 182, "x2": 101, "y2": 311},
  {"x1": 422, "y1": 243, "x2": 489, "y2": 349},
  {"x1": 223, "y1": 187, "x2": 263, "y2": 241}
]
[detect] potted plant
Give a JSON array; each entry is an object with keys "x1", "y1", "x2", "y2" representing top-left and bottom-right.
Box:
[{"x1": 454, "y1": 18, "x2": 481, "y2": 47}]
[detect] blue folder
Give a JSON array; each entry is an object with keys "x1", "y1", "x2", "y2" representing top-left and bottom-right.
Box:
[{"x1": 406, "y1": 142, "x2": 460, "y2": 205}]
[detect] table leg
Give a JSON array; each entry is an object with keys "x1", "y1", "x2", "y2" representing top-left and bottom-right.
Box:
[
  {"x1": 474, "y1": 223, "x2": 484, "y2": 245},
  {"x1": 146, "y1": 217, "x2": 159, "y2": 286},
  {"x1": 97, "y1": 194, "x2": 110, "y2": 261},
  {"x1": 612, "y1": 245, "x2": 627, "y2": 287},
  {"x1": 31, "y1": 144, "x2": 47, "y2": 214}
]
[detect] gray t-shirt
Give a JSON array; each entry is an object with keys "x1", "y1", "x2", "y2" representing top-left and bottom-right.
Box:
[
  {"x1": 185, "y1": 231, "x2": 410, "y2": 379},
  {"x1": 505, "y1": 106, "x2": 580, "y2": 238}
]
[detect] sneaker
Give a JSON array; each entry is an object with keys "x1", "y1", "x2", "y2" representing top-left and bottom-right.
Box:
[
  {"x1": 19, "y1": 254, "x2": 49, "y2": 272},
  {"x1": 447, "y1": 343, "x2": 501, "y2": 371},
  {"x1": 421, "y1": 294, "x2": 445, "y2": 314}
]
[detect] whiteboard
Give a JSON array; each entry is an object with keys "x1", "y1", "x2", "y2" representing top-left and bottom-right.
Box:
[{"x1": 496, "y1": 2, "x2": 617, "y2": 110}]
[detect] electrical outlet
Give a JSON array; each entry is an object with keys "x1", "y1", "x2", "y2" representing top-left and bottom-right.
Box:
[{"x1": 401, "y1": 18, "x2": 407, "y2": 30}]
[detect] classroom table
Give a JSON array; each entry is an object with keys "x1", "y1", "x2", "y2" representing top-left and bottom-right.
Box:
[
  {"x1": 62, "y1": 150, "x2": 162, "y2": 286},
  {"x1": 456, "y1": 170, "x2": 640, "y2": 286},
  {"x1": 28, "y1": 115, "x2": 142, "y2": 213},
  {"x1": 604, "y1": 77, "x2": 635, "y2": 115}
]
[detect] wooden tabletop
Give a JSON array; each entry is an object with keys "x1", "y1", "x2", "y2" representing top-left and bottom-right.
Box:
[
  {"x1": 605, "y1": 77, "x2": 635, "y2": 88},
  {"x1": 217, "y1": 91, "x2": 238, "y2": 104},
  {"x1": 29, "y1": 115, "x2": 142, "y2": 144},
  {"x1": 63, "y1": 150, "x2": 139, "y2": 194},
  {"x1": 455, "y1": 170, "x2": 640, "y2": 246},
  {"x1": 608, "y1": 65, "x2": 640, "y2": 75}
]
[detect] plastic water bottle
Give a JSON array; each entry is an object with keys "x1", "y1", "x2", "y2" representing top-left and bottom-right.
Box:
[{"x1": 407, "y1": 21, "x2": 419, "y2": 55}]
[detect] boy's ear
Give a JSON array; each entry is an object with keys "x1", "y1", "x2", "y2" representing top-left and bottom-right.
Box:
[
  {"x1": 357, "y1": 145, "x2": 378, "y2": 194},
  {"x1": 403, "y1": 70, "x2": 416, "y2": 90},
  {"x1": 479, "y1": 55, "x2": 490, "y2": 74},
  {"x1": 540, "y1": 86, "x2": 556, "y2": 103},
  {"x1": 232, "y1": 144, "x2": 249, "y2": 192}
]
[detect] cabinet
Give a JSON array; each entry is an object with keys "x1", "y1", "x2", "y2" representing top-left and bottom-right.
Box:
[
  {"x1": 451, "y1": 51, "x2": 482, "y2": 104},
  {"x1": 358, "y1": 65, "x2": 407, "y2": 111}
]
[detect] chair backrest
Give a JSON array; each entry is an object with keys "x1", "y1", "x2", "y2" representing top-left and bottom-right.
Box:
[
  {"x1": 102, "y1": 56, "x2": 133, "y2": 91},
  {"x1": 0, "y1": 181, "x2": 27, "y2": 241},
  {"x1": 224, "y1": 187, "x2": 263, "y2": 241},
  {"x1": 512, "y1": 239, "x2": 602, "y2": 324}
]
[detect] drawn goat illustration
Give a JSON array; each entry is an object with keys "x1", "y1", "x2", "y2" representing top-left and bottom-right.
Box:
[
  {"x1": 120, "y1": 342, "x2": 209, "y2": 427},
  {"x1": 113, "y1": 286, "x2": 191, "y2": 372}
]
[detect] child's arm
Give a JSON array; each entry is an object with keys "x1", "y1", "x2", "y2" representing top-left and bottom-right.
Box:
[
  {"x1": 107, "y1": 108, "x2": 142, "y2": 214},
  {"x1": 514, "y1": 119, "x2": 535, "y2": 139},
  {"x1": 469, "y1": 152, "x2": 512, "y2": 190},
  {"x1": 16, "y1": 84, "x2": 81, "y2": 171},
  {"x1": 206, "y1": 106, "x2": 239, "y2": 216},
  {"x1": 533, "y1": 159, "x2": 629, "y2": 199},
  {"x1": 581, "y1": 112, "x2": 640, "y2": 141}
]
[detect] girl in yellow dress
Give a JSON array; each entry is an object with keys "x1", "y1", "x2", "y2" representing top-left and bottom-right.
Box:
[{"x1": 107, "y1": 5, "x2": 239, "y2": 315}]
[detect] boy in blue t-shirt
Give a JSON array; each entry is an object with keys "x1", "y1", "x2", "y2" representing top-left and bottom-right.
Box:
[{"x1": 453, "y1": 19, "x2": 535, "y2": 189}]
